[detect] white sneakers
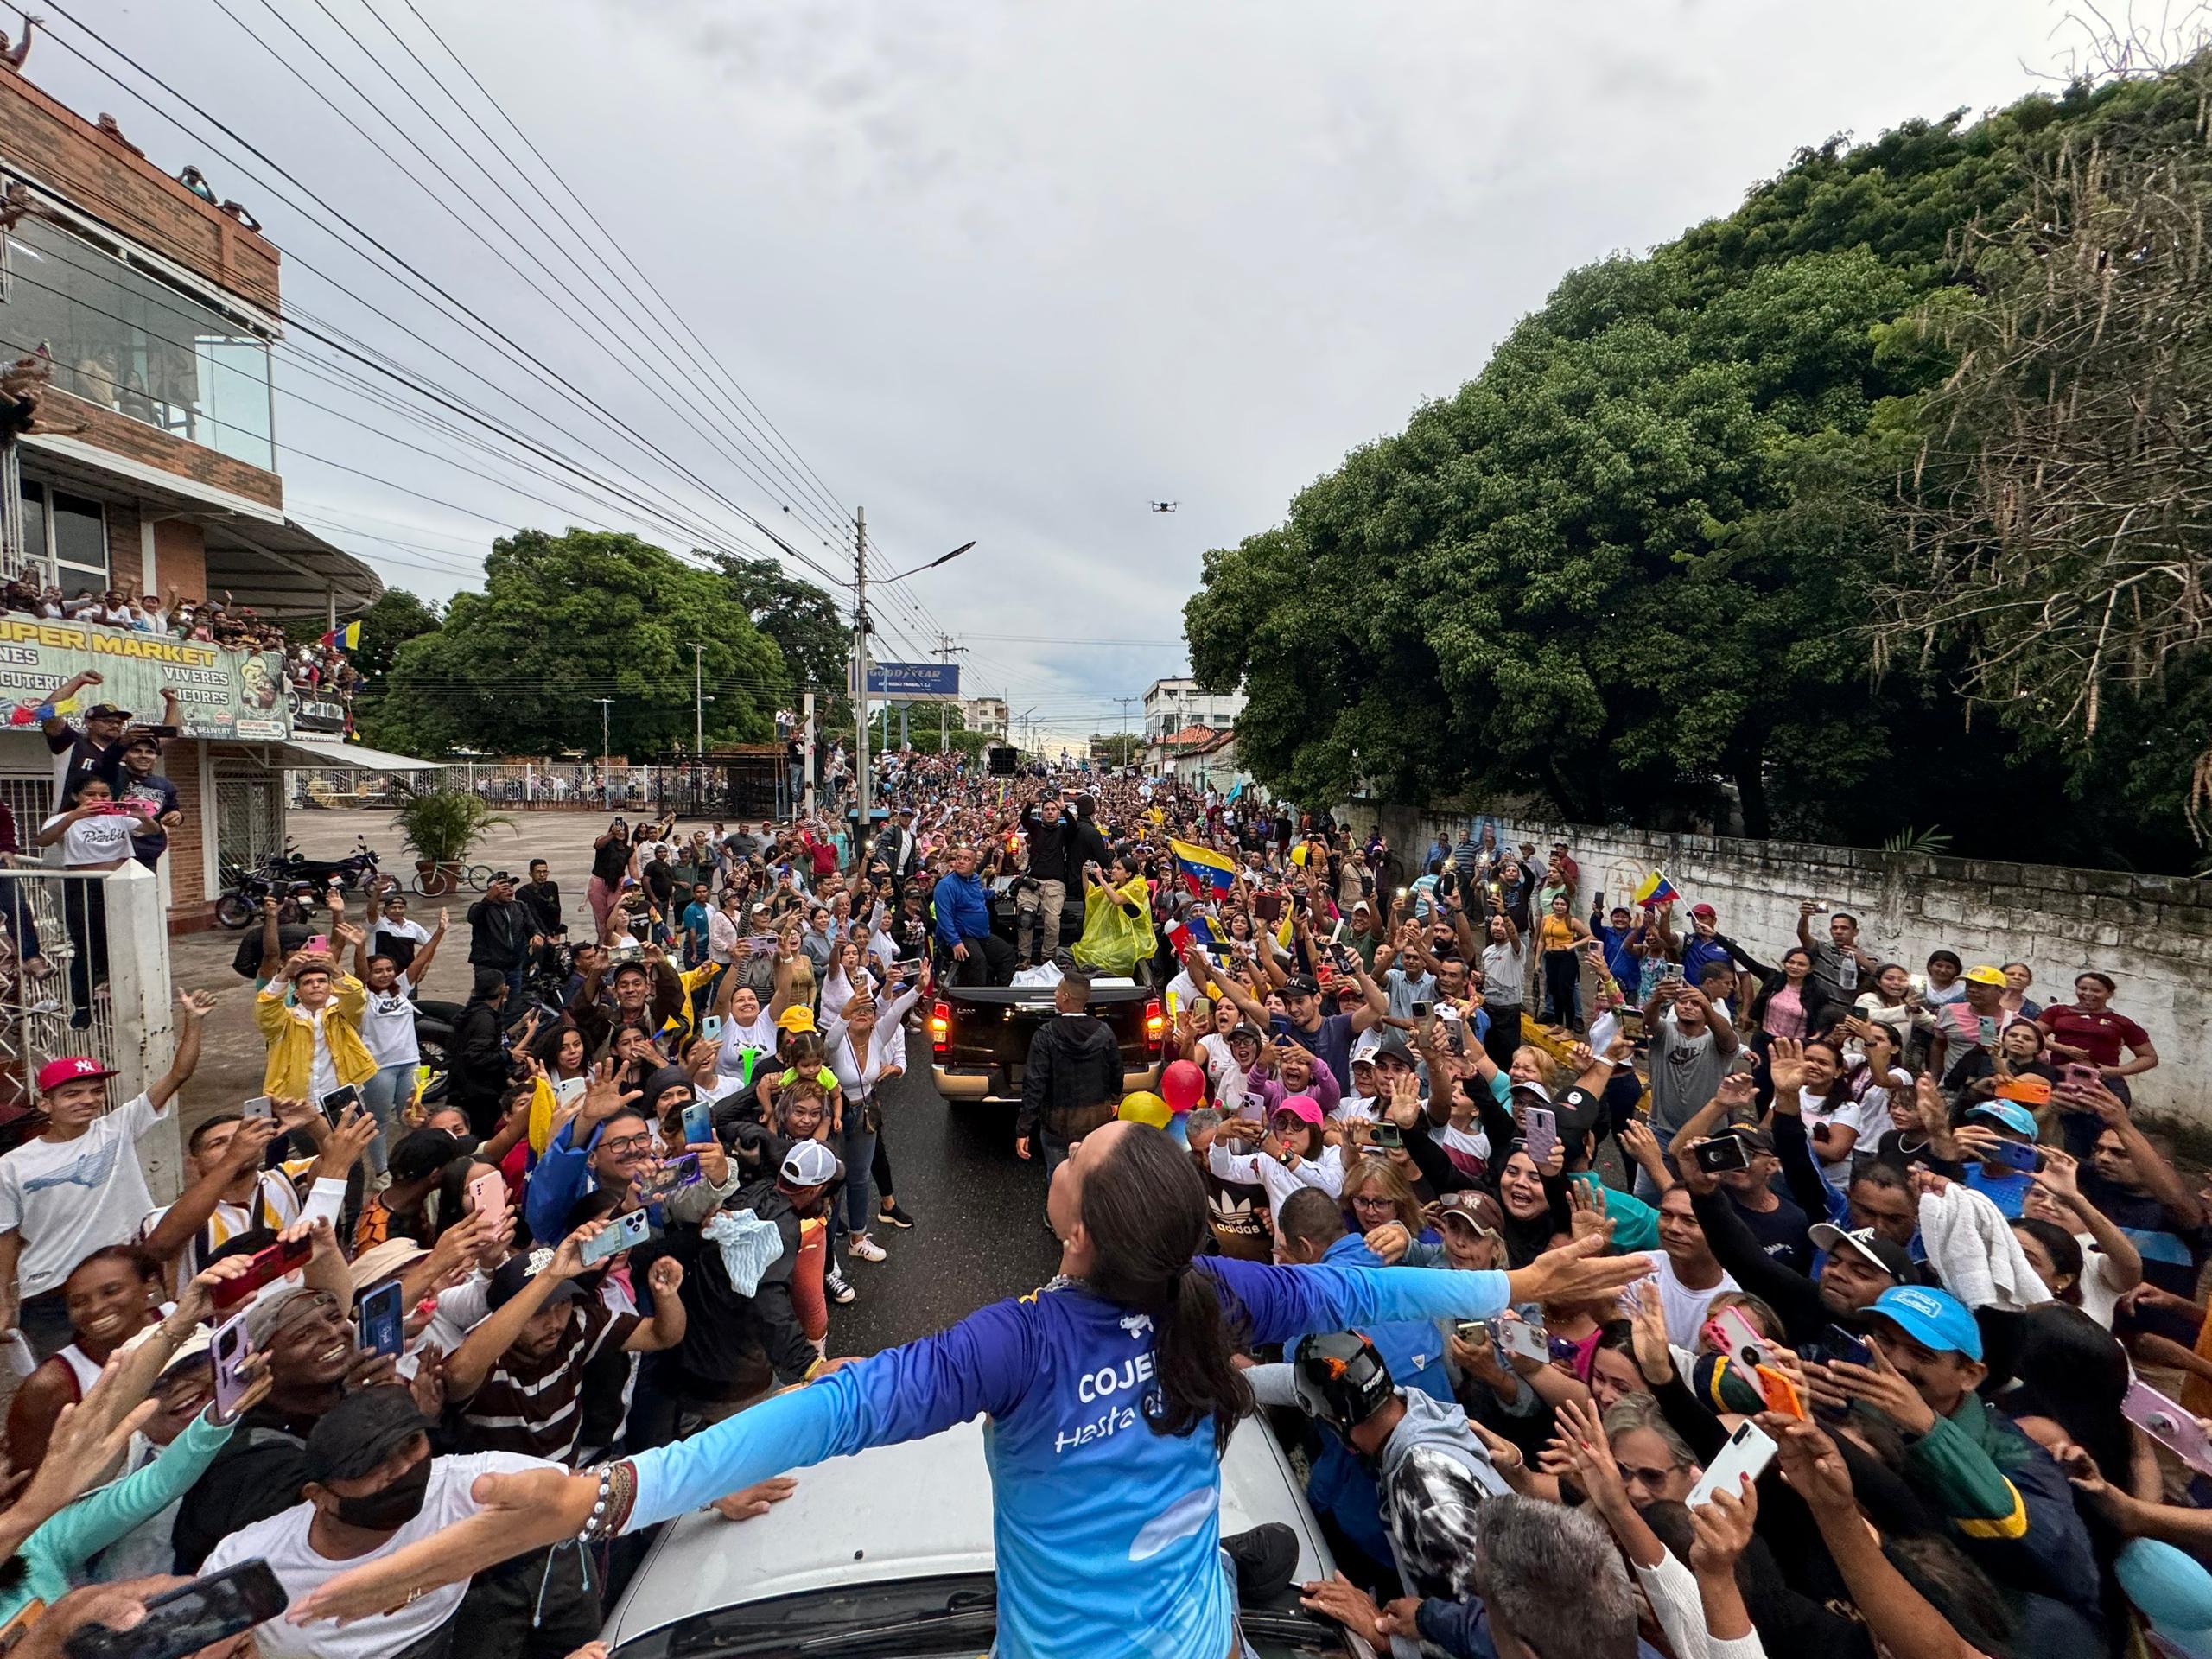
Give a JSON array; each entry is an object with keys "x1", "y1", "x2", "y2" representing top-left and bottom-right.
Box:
[{"x1": 848, "y1": 1235, "x2": 888, "y2": 1263}]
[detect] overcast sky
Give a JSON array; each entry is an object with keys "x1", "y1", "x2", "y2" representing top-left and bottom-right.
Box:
[{"x1": 40, "y1": 0, "x2": 2073, "y2": 742}]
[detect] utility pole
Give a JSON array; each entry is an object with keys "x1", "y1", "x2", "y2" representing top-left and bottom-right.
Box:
[
  {"x1": 932, "y1": 631, "x2": 960, "y2": 755},
  {"x1": 595, "y1": 698, "x2": 614, "y2": 809},
  {"x1": 852, "y1": 505, "x2": 869, "y2": 862},
  {"x1": 801, "y1": 689, "x2": 816, "y2": 817},
  {"x1": 1116, "y1": 695, "x2": 1137, "y2": 766},
  {"x1": 690, "y1": 643, "x2": 706, "y2": 757}
]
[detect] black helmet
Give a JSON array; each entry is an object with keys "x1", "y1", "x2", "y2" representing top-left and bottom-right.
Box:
[{"x1": 1291, "y1": 1331, "x2": 1395, "y2": 1441}]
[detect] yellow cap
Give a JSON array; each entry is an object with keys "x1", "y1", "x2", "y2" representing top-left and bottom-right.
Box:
[
  {"x1": 1961, "y1": 965, "x2": 2007, "y2": 987},
  {"x1": 776, "y1": 1006, "x2": 818, "y2": 1033}
]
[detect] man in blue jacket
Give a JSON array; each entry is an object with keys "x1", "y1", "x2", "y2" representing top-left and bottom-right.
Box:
[{"x1": 933, "y1": 844, "x2": 1013, "y2": 986}]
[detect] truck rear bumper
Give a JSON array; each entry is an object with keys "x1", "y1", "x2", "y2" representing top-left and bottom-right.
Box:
[{"x1": 931, "y1": 1060, "x2": 1164, "y2": 1104}]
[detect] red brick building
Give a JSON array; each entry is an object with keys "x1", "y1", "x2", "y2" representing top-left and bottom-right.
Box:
[{"x1": 0, "y1": 66, "x2": 381, "y2": 925}]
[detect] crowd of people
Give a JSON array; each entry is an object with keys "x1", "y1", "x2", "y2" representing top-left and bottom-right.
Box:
[
  {"x1": 0, "y1": 754, "x2": 2200, "y2": 1658},
  {"x1": 0, "y1": 577, "x2": 360, "y2": 704}
]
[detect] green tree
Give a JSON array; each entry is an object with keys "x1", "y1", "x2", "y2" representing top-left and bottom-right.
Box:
[
  {"x1": 713, "y1": 553, "x2": 849, "y2": 728},
  {"x1": 1185, "y1": 49, "x2": 2212, "y2": 868},
  {"x1": 372, "y1": 531, "x2": 787, "y2": 759}
]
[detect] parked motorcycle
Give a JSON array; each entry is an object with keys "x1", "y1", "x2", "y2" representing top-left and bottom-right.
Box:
[{"x1": 213, "y1": 838, "x2": 383, "y2": 929}]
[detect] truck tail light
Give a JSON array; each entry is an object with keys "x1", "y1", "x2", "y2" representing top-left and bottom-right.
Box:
[
  {"x1": 931, "y1": 1000, "x2": 950, "y2": 1055},
  {"x1": 1144, "y1": 995, "x2": 1165, "y2": 1052}
]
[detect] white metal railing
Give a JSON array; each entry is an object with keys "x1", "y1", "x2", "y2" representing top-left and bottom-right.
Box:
[
  {"x1": 288, "y1": 763, "x2": 791, "y2": 817},
  {"x1": 0, "y1": 861, "x2": 179, "y2": 1197}
]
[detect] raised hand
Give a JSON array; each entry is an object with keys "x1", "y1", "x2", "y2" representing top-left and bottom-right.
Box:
[
  {"x1": 1766, "y1": 1036, "x2": 1806, "y2": 1097},
  {"x1": 1505, "y1": 1233, "x2": 1651, "y2": 1308}
]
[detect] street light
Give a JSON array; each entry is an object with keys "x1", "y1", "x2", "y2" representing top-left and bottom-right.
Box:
[
  {"x1": 874, "y1": 541, "x2": 976, "y2": 584},
  {"x1": 855, "y1": 532, "x2": 976, "y2": 854}
]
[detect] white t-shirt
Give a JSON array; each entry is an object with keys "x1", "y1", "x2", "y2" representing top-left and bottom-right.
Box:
[
  {"x1": 305, "y1": 1007, "x2": 340, "y2": 1103},
  {"x1": 0, "y1": 1092, "x2": 162, "y2": 1297},
  {"x1": 205, "y1": 1452, "x2": 554, "y2": 1659},
  {"x1": 2073, "y1": 1233, "x2": 2130, "y2": 1328},
  {"x1": 41, "y1": 810, "x2": 133, "y2": 867},
  {"x1": 1802, "y1": 1067, "x2": 1908, "y2": 1183},
  {"x1": 715, "y1": 1007, "x2": 779, "y2": 1077},
  {"x1": 357, "y1": 984, "x2": 419, "y2": 1069},
  {"x1": 1650, "y1": 1255, "x2": 1739, "y2": 1349},
  {"x1": 1480, "y1": 941, "x2": 1527, "y2": 1004}
]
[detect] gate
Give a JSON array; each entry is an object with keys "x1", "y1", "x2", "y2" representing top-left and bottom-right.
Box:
[{"x1": 213, "y1": 765, "x2": 283, "y2": 877}]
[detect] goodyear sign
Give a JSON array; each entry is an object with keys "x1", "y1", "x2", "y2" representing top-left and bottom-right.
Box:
[{"x1": 0, "y1": 619, "x2": 291, "y2": 740}]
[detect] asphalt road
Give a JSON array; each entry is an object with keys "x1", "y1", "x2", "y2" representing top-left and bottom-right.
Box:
[{"x1": 832, "y1": 1033, "x2": 1066, "y2": 1353}]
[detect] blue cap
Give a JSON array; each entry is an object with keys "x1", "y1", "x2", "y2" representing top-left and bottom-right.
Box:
[
  {"x1": 1967, "y1": 1100, "x2": 2038, "y2": 1140},
  {"x1": 1871, "y1": 1285, "x2": 1982, "y2": 1361}
]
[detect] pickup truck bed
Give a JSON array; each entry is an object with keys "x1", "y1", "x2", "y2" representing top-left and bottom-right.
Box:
[{"x1": 928, "y1": 979, "x2": 1165, "y2": 1103}]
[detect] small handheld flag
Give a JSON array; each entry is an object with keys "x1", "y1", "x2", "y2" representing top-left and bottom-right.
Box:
[{"x1": 1632, "y1": 870, "x2": 1681, "y2": 908}]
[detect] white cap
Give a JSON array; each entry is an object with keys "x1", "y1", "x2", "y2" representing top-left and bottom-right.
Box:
[{"x1": 1351, "y1": 1029, "x2": 1381, "y2": 1066}]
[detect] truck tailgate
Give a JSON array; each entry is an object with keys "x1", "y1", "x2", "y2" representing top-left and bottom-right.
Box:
[{"x1": 929, "y1": 983, "x2": 1163, "y2": 1102}]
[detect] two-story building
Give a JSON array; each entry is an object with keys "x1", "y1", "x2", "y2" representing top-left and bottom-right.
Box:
[
  {"x1": 0, "y1": 67, "x2": 385, "y2": 925},
  {"x1": 1141, "y1": 677, "x2": 1243, "y2": 771}
]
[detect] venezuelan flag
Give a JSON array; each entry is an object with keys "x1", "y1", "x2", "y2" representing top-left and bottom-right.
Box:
[
  {"x1": 1169, "y1": 836, "x2": 1237, "y2": 899},
  {"x1": 320, "y1": 620, "x2": 362, "y2": 651},
  {"x1": 1633, "y1": 870, "x2": 1681, "y2": 907}
]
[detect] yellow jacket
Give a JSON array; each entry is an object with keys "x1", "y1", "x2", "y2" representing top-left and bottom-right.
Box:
[{"x1": 255, "y1": 976, "x2": 378, "y2": 1099}]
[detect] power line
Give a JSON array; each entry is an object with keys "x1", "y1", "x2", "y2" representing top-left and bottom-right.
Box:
[
  {"x1": 360, "y1": 0, "x2": 857, "y2": 537},
  {"x1": 32, "y1": 3, "x2": 852, "y2": 596}
]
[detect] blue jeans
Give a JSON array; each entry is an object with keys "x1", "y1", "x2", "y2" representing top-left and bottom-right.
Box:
[
  {"x1": 839, "y1": 1108, "x2": 878, "y2": 1238},
  {"x1": 359, "y1": 1059, "x2": 418, "y2": 1178}
]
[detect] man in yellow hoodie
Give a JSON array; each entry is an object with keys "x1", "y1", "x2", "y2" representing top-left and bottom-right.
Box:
[{"x1": 255, "y1": 924, "x2": 377, "y2": 1106}]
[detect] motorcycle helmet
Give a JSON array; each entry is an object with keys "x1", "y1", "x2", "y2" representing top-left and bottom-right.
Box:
[{"x1": 1291, "y1": 1331, "x2": 1395, "y2": 1443}]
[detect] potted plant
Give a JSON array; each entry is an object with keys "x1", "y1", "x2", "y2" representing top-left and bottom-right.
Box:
[{"x1": 391, "y1": 785, "x2": 511, "y2": 895}]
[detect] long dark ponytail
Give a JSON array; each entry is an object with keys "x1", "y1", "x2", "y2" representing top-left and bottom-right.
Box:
[{"x1": 1078, "y1": 1122, "x2": 1252, "y2": 1455}]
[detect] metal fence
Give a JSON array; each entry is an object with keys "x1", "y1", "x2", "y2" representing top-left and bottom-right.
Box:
[
  {"x1": 289, "y1": 762, "x2": 797, "y2": 818},
  {"x1": 0, "y1": 860, "x2": 181, "y2": 1193}
]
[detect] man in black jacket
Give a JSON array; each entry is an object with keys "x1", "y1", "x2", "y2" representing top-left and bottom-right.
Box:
[
  {"x1": 468, "y1": 872, "x2": 538, "y2": 1005},
  {"x1": 517, "y1": 857, "x2": 565, "y2": 941},
  {"x1": 1016, "y1": 795, "x2": 1077, "y2": 969},
  {"x1": 667, "y1": 1139, "x2": 839, "y2": 1430},
  {"x1": 1014, "y1": 969, "x2": 1122, "y2": 1226}
]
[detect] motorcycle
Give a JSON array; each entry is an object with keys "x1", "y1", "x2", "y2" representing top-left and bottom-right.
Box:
[{"x1": 213, "y1": 838, "x2": 383, "y2": 930}]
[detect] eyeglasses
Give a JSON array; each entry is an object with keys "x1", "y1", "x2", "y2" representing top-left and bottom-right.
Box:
[
  {"x1": 598, "y1": 1132, "x2": 653, "y2": 1155},
  {"x1": 1350, "y1": 1193, "x2": 1396, "y2": 1212}
]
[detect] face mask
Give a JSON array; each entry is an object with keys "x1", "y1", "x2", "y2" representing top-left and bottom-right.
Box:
[{"x1": 332, "y1": 1450, "x2": 432, "y2": 1530}]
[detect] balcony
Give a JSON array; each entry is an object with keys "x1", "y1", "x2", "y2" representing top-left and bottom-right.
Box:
[{"x1": 1, "y1": 213, "x2": 274, "y2": 473}]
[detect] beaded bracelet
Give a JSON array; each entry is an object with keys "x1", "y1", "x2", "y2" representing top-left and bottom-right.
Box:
[{"x1": 576, "y1": 1460, "x2": 638, "y2": 1544}]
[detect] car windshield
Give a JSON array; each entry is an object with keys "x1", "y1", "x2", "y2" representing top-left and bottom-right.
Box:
[{"x1": 615, "y1": 1572, "x2": 1352, "y2": 1658}]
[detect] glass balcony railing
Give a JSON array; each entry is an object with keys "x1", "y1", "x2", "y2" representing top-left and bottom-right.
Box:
[{"x1": 0, "y1": 214, "x2": 274, "y2": 473}]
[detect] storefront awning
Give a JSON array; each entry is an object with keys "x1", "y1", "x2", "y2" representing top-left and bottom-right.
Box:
[{"x1": 274, "y1": 736, "x2": 446, "y2": 772}]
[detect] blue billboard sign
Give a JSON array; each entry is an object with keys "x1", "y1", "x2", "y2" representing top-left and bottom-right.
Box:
[{"x1": 867, "y1": 661, "x2": 960, "y2": 696}]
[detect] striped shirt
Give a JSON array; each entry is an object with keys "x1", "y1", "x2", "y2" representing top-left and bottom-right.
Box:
[{"x1": 455, "y1": 1298, "x2": 639, "y2": 1465}]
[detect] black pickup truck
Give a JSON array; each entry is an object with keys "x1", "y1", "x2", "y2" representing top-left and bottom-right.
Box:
[{"x1": 925, "y1": 882, "x2": 1166, "y2": 1103}]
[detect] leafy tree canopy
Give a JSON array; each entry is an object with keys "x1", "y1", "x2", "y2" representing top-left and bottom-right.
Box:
[
  {"x1": 1185, "y1": 53, "x2": 2212, "y2": 870},
  {"x1": 368, "y1": 530, "x2": 787, "y2": 760}
]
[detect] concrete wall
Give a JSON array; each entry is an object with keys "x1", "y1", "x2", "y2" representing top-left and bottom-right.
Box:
[{"x1": 1338, "y1": 802, "x2": 2212, "y2": 1126}]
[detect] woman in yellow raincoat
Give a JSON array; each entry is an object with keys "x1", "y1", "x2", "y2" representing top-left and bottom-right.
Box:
[{"x1": 1071, "y1": 850, "x2": 1156, "y2": 980}]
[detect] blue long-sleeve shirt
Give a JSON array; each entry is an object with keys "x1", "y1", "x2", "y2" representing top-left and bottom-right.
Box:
[
  {"x1": 524, "y1": 1117, "x2": 595, "y2": 1244},
  {"x1": 626, "y1": 1258, "x2": 1516, "y2": 1659},
  {"x1": 932, "y1": 868, "x2": 991, "y2": 949}
]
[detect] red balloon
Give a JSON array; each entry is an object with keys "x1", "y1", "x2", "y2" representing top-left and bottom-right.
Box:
[{"x1": 1160, "y1": 1058, "x2": 1207, "y2": 1114}]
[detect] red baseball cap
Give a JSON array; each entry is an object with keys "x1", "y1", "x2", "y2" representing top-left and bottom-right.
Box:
[{"x1": 36, "y1": 1056, "x2": 114, "y2": 1093}]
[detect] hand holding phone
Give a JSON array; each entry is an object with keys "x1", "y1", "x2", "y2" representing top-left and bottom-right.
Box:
[
  {"x1": 354, "y1": 1280, "x2": 404, "y2": 1359},
  {"x1": 62, "y1": 1559, "x2": 289, "y2": 1659},
  {"x1": 1520, "y1": 1105, "x2": 1558, "y2": 1167},
  {"x1": 1688, "y1": 1420, "x2": 1778, "y2": 1509},
  {"x1": 210, "y1": 1233, "x2": 315, "y2": 1309}
]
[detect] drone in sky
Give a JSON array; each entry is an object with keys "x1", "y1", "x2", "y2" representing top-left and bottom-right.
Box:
[{"x1": 1148, "y1": 500, "x2": 1179, "y2": 513}]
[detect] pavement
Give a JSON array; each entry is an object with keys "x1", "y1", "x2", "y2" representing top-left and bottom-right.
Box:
[{"x1": 173, "y1": 806, "x2": 1063, "y2": 1352}]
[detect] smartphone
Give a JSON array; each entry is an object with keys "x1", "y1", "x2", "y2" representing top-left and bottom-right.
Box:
[
  {"x1": 1688, "y1": 1420, "x2": 1778, "y2": 1509},
  {"x1": 681, "y1": 1101, "x2": 714, "y2": 1147},
  {"x1": 467, "y1": 1166, "x2": 506, "y2": 1219},
  {"x1": 317, "y1": 1084, "x2": 361, "y2": 1123},
  {"x1": 1694, "y1": 1135, "x2": 1752, "y2": 1175},
  {"x1": 1410, "y1": 999, "x2": 1434, "y2": 1021},
  {"x1": 636, "y1": 1153, "x2": 702, "y2": 1202},
  {"x1": 1495, "y1": 1310, "x2": 1548, "y2": 1364},
  {"x1": 304, "y1": 932, "x2": 330, "y2": 956},
  {"x1": 241, "y1": 1095, "x2": 274, "y2": 1122},
  {"x1": 209, "y1": 1233, "x2": 315, "y2": 1309},
  {"x1": 1370, "y1": 1121, "x2": 1404, "y2": 1152},
  {"x1": 2060, "y1": 1061, "x2": 2099, "y2": 1090},
  {"x1": 1521, "y1": 1105, "x2": 1558, "y2": 1166},
  {"x1": 699, "y1": 1014, "x2": 723, "y2": 1045},
  {"x1": 63, "y1": 1558, "x2": 289, "y2": 1659},
  {"x1": 1823, "y1": 1324, "x2": 1874, "y2": 1369},
  {"x1": 1704, "y1": 1308, "x2": 1772, "y2": 1375},
  {"x1": 209, "y1": 1311, "x2": 253, "y2": 1419},
  {"x1": 1983, "y1": 1138, "x2": 2044, "y2": 1175},
  {"x1": 553, "y1": 1076, "x2": 588, "y2": 1109},
  {"x1": 354, "y1": 1280, "x2": 404, "y2": 1359},
  {"x1": 1453, "y1": 1319, "x2": 1489, "y2": 1345},
  {"x1": 2123, "y1": 1380, "x2": 2212, "y2": 1474},
  {"x1": 579, "y1": 1208, "x2": 652, "y2": 1268}
]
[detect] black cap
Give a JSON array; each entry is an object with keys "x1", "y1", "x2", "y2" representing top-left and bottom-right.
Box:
[
  {"x1": 1282, "y1": 974, "x2": 1320, "y2": 998},
  {"x1": 83, "y1": 702, "x2": 131, "y2": 721},
  {"x1": 1228, "y1": 1023, "x2": 1267, "y2": 1049},
  {"x1": 302, "y1": 1385, "x2": 432, "y2": 1484},
  {"x1": 1370, "y1": 1031, "x2": 1416, "y2": 1067},
  {"x1": 488, "y1": 1250, "x2": 582, "y2": 1313},
  {"x1": 611, "y1": 959, "x2": 652, "y2": 982},
  {"x1": 389, "y1": 1128, "x2": 461, "y2": 1184}
]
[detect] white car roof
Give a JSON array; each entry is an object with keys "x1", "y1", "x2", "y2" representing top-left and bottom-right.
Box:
[{"x1": 603, "y1": 1414, "x2": 1331, "y2": 1647}]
